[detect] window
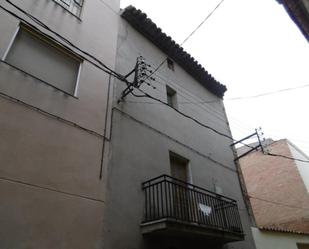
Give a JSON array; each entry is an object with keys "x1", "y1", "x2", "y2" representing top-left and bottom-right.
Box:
[
  {"x1": 53, "y1": 0, "x2": 84, "y2": 17},
  {"x1": 4, "y1": 25, "x2": 82, "y2": 96},
  {"x1": 166, "y1": 85, "x2": 177, "y2": 108},
  {"x1": 169, "y1": 152, "x2": 189, "y2": 182},
  {"x1": 167, "y1": 58, "x2": 174, "y2": 71}
]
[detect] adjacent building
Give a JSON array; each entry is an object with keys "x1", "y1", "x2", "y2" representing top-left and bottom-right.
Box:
[
  {"x1": 277, "y1": 0, "x2": 309, "y2": 41},
  {"x1": 0, "y1": 0, "x2": 119, "y2": 248},
  {"x1": 0, "y1": 1, "x2": 256, "y2": 249},
  {"x1": 102, "y1": 6, "x2": 256, "y2": 249},
  {"x1": 238, "y1": 139, "x2": 309, "y2": 248}
]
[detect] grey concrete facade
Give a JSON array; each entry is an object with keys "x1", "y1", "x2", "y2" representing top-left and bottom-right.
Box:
[
  {"x1": 0, "y1": 0, "x2": 119, "y2": 248},
  {"x1": 101, "y1": 11, "x2": 256, "y2": 249},
  {"x1": 0, "y1": 1, "x2": 256, "y2": 249}
]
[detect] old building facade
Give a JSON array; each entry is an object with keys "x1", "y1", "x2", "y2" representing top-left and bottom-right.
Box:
[
  {"x1": 0, "y1": 1, "x2": 256, "y2": 249},
  {"x1": 102, "y1": 6, "x2": 256, "y2": 249},
  {"x1": 239, "y1": 139, "x2": 309, "y2": 248},
  {"x1": 0, "y1": 0, "x2": 119, "y2": 248}
]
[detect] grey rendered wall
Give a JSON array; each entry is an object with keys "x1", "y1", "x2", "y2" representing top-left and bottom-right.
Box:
[
  {"x1": 102, "y1": 19, "x2": 256, "y2": 249},
  {"x1": 0, "y1": 0, "x2": 119, "y2": 248}
]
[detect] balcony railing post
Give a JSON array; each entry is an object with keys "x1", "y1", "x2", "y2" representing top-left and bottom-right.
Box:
[{"x1": 141, "y1": 175, "x2": 243, "y2": 235}]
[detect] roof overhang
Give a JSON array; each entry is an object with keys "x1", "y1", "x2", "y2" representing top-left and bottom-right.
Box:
[
  {"x1": 277, "y1": 0, "x2": 309, "y2": 41},
  {"x1": 121, "y1": 6, "x2": 227, "y2": 98}
]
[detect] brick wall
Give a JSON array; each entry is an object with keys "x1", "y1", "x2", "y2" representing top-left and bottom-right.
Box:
[{"x1": 239, "y1": 139, "x2": 309, "y2": 232}]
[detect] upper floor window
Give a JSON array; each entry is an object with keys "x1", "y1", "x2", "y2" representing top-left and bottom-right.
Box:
[
  {"x1": 167, "y1": 58, "x2": 174, "y2": 71},
  {"x1": 3, "y1": 25, "x2": 82, "y2": 96},
  {"x1": 166, "y1": 85, "x2": 177, "y2": 109},
  {"x1": 53, "y1": 0, "x2": 84, "y2": 17}
]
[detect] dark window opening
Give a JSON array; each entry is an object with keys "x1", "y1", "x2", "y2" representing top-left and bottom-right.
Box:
[
  {"x1": 167, "y1": 58, "x2": 174, "y2": 71},
  {"x1": 166, "y1": 85, "x2": 177, "y2": 108}
]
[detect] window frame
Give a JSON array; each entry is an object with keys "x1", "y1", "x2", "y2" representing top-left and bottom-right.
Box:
[
  {"x1": 51, "y1": 0, "x2": 84, "y2": 18},
  {"x1": 167, "y1": 58, "x2": 174, "y2": 71},
  {"x1": 2, "y1": 23, "x2": 83, "y2": 98},
  {"x1": 169, "y1": 151, "x2": 193, "y2": 184},
  {"x1": 166, "y1": 85, "x2": 178, "y2": 109}
]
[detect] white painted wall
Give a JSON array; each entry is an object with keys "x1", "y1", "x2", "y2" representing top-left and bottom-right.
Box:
[
  {"x1": 252, "y1": 227, "x2": 309, "y2": 249},
  {"x1": 288, "y1": 142, "x2": 309, "y2": 192}
]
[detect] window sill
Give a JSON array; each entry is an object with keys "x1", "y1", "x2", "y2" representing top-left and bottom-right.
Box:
[{"x1": 1, "y1": 60, "x2": 79, "y2": 99}]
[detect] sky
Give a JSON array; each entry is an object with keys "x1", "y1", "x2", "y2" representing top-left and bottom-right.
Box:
[{"x1": 120, "y1": 0, "x2": 309, "y2": 155}]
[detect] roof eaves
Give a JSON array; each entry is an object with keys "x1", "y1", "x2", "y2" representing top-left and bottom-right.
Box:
[
  {"x1": 121, "y1": 5, "x2": 227, "y2": 98},
  {"x1": 277, "y1": 0, "x2": 309, "y2": 42},
  {"x1": 259, "y1": 226, "x2": 309, "y2": 235}
]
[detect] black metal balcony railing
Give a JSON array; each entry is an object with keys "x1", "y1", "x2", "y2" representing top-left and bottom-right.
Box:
[{"x1": 142, "y1": 175, "x2": 243, "y2": 235}]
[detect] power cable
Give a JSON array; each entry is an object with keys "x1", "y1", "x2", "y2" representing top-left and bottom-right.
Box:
[
  {"x1": 126, "y1": 63, "x2": 230, "y2": 124},
  {"x1": 130, "y1": 88, "x2": 309, "y2": 163},
  {"x1": 249, "y1": 195, "x2": 309, "y2": 211},
  {"x1": 133, "y1": 88, "x2": 234, "y2": 141},
  {"x1": 1, "y1": 0, "x2": 124, "y2": 81},
  {"x1": 267, "y1": 152, "x2": 309, "y2": 163},
  {"x1": 180, "y1": 0, "x2": 225, "y2": 46},
  {"x1": 226, "y1": 83, "x2": 309, "y2": 101},
  {"x1": 142, "y1": 76, "x2": 228, "y2": 124},
  {"x1": 5, "y1": 0, "x2": 309, "y2": 165},
  {"x1": 127, "y1": 62, "x2": 309, "y2": 144},
  {"x1": 118, "y1": 53, "x2": 229, "y2": 123},
  {"x1": 144, "y1": 0, "x2": 225, "y2": 81},
  {"x1": 133, "y1": 59, "x2": 309, "y2": 105},
  {"x1": 134, "y1": 78, "x2": 309, "y2": 163},
  {"x1": 0, "y1": 90, "x2": 109, "y2": 140},
  {"x1": 130, "y1": 69, "x2": 309, "y2": 154}
]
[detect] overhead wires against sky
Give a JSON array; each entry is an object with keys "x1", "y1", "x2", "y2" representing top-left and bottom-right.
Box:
[
  {"x1": 122, "y1": 60, "x2": 309, "y2": 160},
  {"x1": 124, "y1": 57, "x2": 309, "y2": 107},
  {"x1": 179, "y1": 0, "x2": 225, "y2": 46},
  {"x1": 130, "y1": 86, "x2": 309, "y2": 164},
  {"x1": 3, "y1": 0, "x2": 309, "y2": 165},
  {"x1": 226, "y1": 83, "x2": 309, "y2": 101},
  {"x1": 125, "y1": 62, "x2": 309, "y2": 137},
  {"x1": 144, "y1": 0, "x2": 226, "y2": 81}
]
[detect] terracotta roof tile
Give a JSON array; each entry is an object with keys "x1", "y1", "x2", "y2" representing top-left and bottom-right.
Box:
[
  {"x1": 121, "y1": 6, "x2": 227, "y2": 98},
  {"x1": 259, "y1": 225, "x2": 309, "y2": 235}
]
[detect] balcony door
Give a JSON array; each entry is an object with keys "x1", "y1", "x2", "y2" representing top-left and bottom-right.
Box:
[
  {"x1": 169, "y1": 152, "x2": 190, "y2": 220},
  {"x1": 170, "y1": 154, "x2": 188, "y2": 182}
]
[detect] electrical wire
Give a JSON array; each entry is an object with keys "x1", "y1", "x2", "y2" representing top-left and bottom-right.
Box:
[
  {"x1": 266, "y1": 152, "x2": 309, "y2": 163},
  {"x1": 139, "y1": 75, "x2": 229, "y2": 124},
  {"x1": 1, "y1": 0, "x2": 124, "y2": 81},
  {"x1": 144, "y1": 0, "x2": 225, "y2": 81},
  {"x1": 0, "y1": 90, "x2": 109, "y2": 140},
  {"x1": 249, "y1": 195, "x2": 309, "y2": 211},
  {"x1": 121, "y1": 58, "x2": 309, "y2": 163},
  {"x1": 226, "y1": 83, "x2": 309, "y2": 101},
  {"x1": 133, "y1": 58, "x2": 309, "y2": 106},
  {"x1": 4, "y1": 0, "x2": 309, "y2": 165},
  {"x1": 240, "y1": 140, "x2": 309, "y2": 163},
  {"x1": 118, "y1": 51, "x2": 229, "y2": 124},
  {"x1": 180, "y1": 0, "x2": 225, "y2": 46},
  {"x1": 129, "y1": 69, "x2": 309, "y2": 159},
  {"x1": 134, "y1": 88, "x2": 234, "y2": 140},
  {"x1": 129, "y1": 88, "x2": 309, "y2": 164},
  {"x1": 125, "y1": 63, "x2": 230, "y2": 124},
  {"x1": 123, "y1": 59, "x2": 309, "y2": 146}
]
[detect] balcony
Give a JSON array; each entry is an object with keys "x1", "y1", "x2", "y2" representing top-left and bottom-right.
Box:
[{"x1": 141, "y1": 175, "x2": 244, "y2": 243}]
